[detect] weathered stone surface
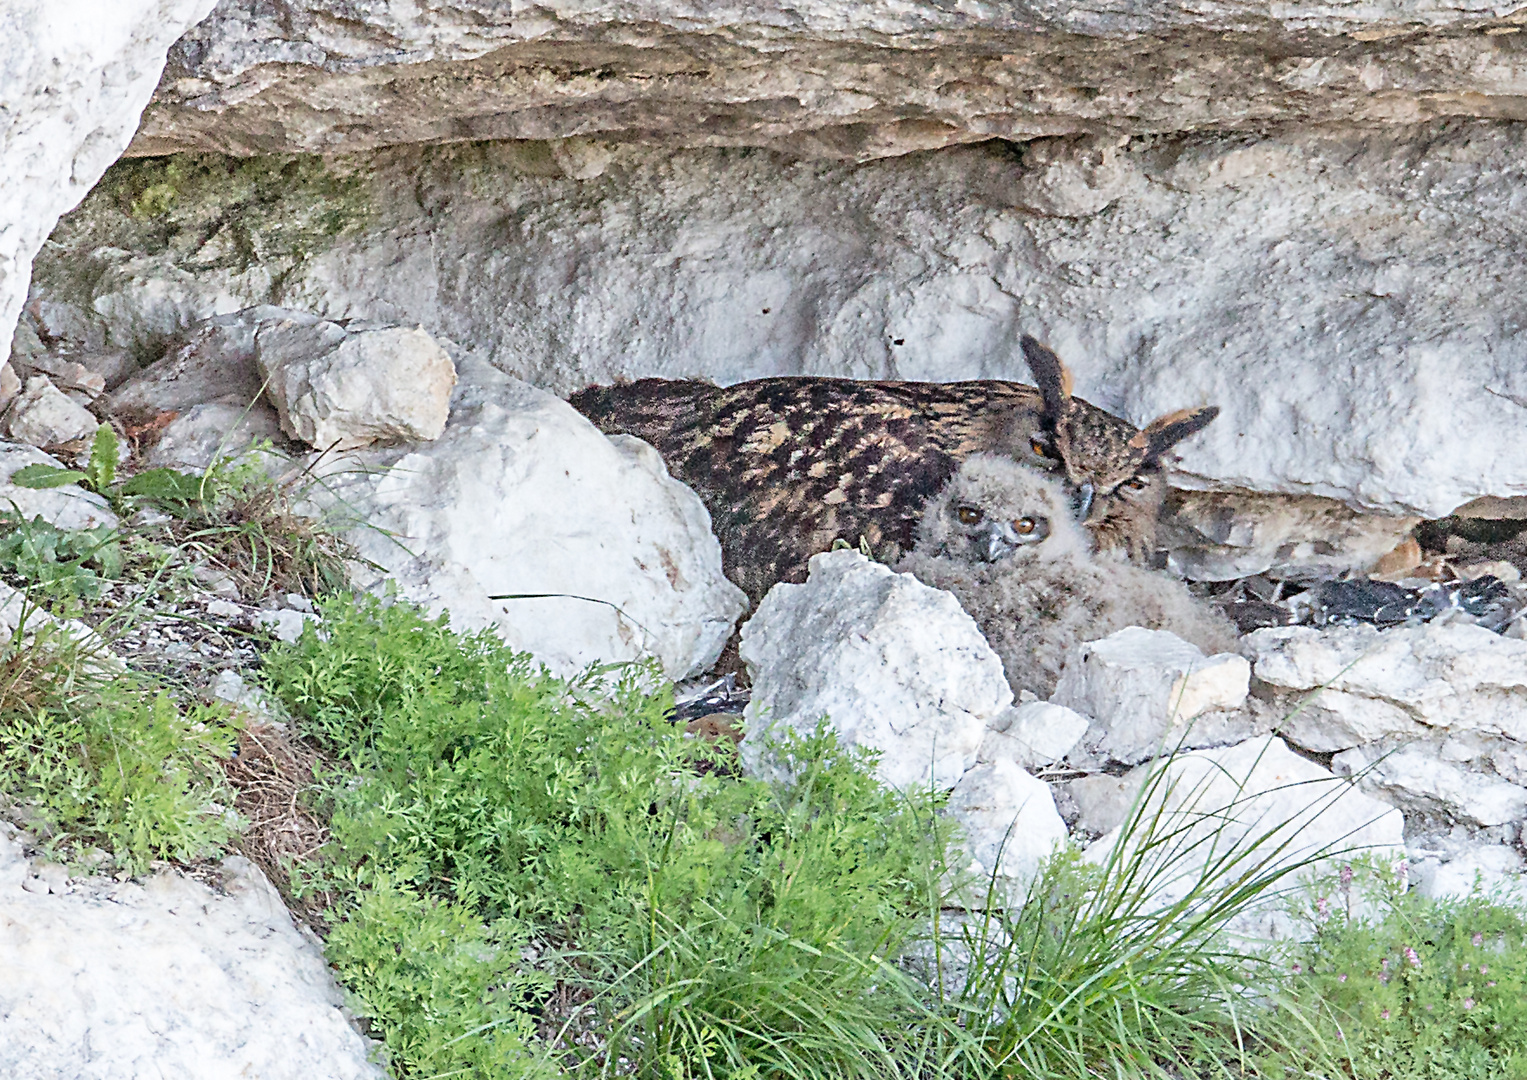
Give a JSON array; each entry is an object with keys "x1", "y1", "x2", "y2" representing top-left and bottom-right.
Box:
[
  {"x1": 1052, "y1": 627, "x2": 1252, "y2": 767},
  {"x1": 0, "y1": 828, "x2": 382, "y2": 1079},
  {"x1": 312, "y1": 357, "x2": 746, "y2": 680},
  {"x1": 1333, "y1": 742, "x2": 1527, "y2": 827},
  {"x1": 945, "y1": 759, "x2": 1069, "y2": 905},
  {"x1": 255, "y1": 317, "x2": 456, "y2": 450},
  {"x1": 1246, "y1": 622, "x2": 1527, "y2": 741},
  {"x1": 0, "y1": 0, "x2": 217, "y2": 363},
  {"x1": 0, "y1": 444, "x2": 118, "y2": 531},
  {"x1": 5, "y1": 376, "x2": 100, "y2": 449},
  {"x1": 106, "y1": 306, "x2": 288, "y2": 420},
  {"x1": 1410, "y1": 838, "x2": 1527, "y2": 906},
  {"x1": 740, "y1": 550, "x2": 1011, "y2": 792},
  {"x1": 132, "y1": 2, "x2": 1527, "y2": 162},
  {"x1": 35, "y1": 122, "x2": 1527, "y2": 518},
  {"x1": 1086, "y1": 736, "x2": 1407, "y2": 938},
  {"x1": 980, "y1": 700, "x2": 1091, "y2": 768},
  {"x1": 145, "y1": 402, "x2": 289, "y2": 473}
]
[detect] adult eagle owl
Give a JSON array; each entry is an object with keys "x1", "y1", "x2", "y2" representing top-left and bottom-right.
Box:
[{"x1": 571, "y1": 336, "x2": 1218, "y2": 605}]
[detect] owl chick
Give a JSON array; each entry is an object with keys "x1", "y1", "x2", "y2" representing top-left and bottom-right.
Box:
[{"x1": 896, "y1": 454, "x2": 1240, "y2": 699}]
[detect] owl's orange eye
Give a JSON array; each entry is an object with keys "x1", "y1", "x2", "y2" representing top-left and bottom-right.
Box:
[
  {"x1": 1123, "y1": 476, "x2": 1150, "y2": 492},
  {"x1": 956, "y1": 506, "x2": 983, "y2": 525},
  {"x1": 1030, "y1": 438, "x2": 1052, "y2": 459},
  {"x1": 1014, "y1": 517, "x2": 1037, "y2": 535}
]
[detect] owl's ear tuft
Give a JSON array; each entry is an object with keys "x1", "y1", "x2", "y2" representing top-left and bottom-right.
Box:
[
  {"x1": 1021, "y1": 335, "x2": 1073, "y2": 424},
  {"x1": 1140, "y1": 405, "x2": 1219, "y2": 461}
]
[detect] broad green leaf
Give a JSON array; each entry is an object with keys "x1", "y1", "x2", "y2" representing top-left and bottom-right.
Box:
[{"x1": 10, "y1": 464, "x2": 89, "y2": 490}]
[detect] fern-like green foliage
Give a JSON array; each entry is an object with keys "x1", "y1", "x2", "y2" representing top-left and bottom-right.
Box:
[
  {"x1": 262, "y1": 596, "x2": 951, "y2": 1079},
  {"x1": 0, "y1": 624, "x2": 238, "y2": 873}
]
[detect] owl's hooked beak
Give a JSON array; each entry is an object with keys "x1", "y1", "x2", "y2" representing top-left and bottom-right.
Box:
[{"x1": 1072, "y1": 482, "x2": 1096, "y2": 523}]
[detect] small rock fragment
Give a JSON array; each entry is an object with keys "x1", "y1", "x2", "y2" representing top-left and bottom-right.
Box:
[
  {"x1": 5, "y1": 375, "x2": 99, "y2": 448},
  {"x1": 0, "y1": 363, "x2": 20, "y2": 411},
  {"x1": 256, "y1": 319, "x2": 456, "y2": 450},
  {"x1": 1052, "y1": 627, "x2": 1251, "y2": 766},
  {"x1": 979, "y1": 700, "x2": 1090, "y2": 768},
  {"x1": 944, "y1": 759, "x2": 1068, "y2": 905}
]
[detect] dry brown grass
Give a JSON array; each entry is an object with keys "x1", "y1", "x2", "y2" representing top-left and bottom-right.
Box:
[
  {"x1": 173, "y1": 482, "x2": 358, "y2": 602},
  {"x1": 223, "y1": 717, "x2": 334, "y2": 933}
]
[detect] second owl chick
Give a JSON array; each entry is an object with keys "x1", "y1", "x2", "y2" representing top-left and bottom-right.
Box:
[{"x1": 896, "y1": 454, "x2": 1240, "y2": 699}]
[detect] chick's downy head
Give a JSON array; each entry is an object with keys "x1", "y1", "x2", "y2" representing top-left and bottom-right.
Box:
[{"x1": 916, "y1": 454, "x2": 1092, "y2": 564}]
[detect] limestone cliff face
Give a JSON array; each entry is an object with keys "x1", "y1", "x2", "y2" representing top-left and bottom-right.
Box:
[
  {"x1": 134, "y1": 0, "x2": 1527, "y2": 159},
  {"x1": 26, "y1": 123, "x2": 1527, "y2": 518}
]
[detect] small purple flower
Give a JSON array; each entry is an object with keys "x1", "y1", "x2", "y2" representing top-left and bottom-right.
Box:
[
  {"x1": 1292, "y1": 962, "x2": 1303, "y2": 974},
  {"x1": 1338, "y1": 974, "x2": 1348, "y2": 983},
  {"x1": 1464, "y1": 998, "x2": 1476, "y2": 1010},
  {"x1": 1404, "y1": 947, "x2": 1421, "y2": 970},
  {"x1": 1426, "y1": 1004, "x2": 1434, "y2": 1012},
  {"x1": 1480, "y1": 965, "x2": 1488, "y2": 974},
  {"x1": 1316, "y1": 896, "x2": 1330, "y2": 919},
  {"x1": 1488, "y1": 981, "x2": 1497, "y2": 988},
  {"x1": 1393, "y1": 858, "x2": 1408, "y2": 882},
  {"x1": 1381, "y1": 1009, "x2": 1391, "y2": 1020},
  {"x1": 1340, "y1": 864, "x2": 1354, "y2": 888},
  {"x1": 1473, "y1": 932, "x2": 1484, "y2": 947}
]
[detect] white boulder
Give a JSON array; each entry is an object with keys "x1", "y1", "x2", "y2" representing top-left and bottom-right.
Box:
[
  {"x1": 1085, "y1": 736, "x2": 1406, "y2": 938},
  {"x1": 0, "y1": 0, "x2": 217, "y2": 360},
  {"x1": 978, "y1": 700, "x2": 1091, "y2": 769},
  {"x1": 255, "y1": 317, "x2": 456, "y2": 450},
  {"x1": 1332, "y1": 743, "x2": 1527, "y2": 828},
  {"x1": 739, "y1": 550, "x2": 1011, "y2": 792},
  {"x1": 944, "y1": 759, "x2": 1069, "y2": 905},
  {"x1": 1410, "y1": 840, "x2": 1527, "y2": 907},
  {"x1": 145, "y1": 402, "x2": 289, "y2": 474},
  {"x1": 0, "y1": 828, "x2": 381, "y2": 1079},
  {"x1": 5, "y1": 375, "x2": 99, "y2": 449},
  {"x1": 1247, "y1": 623, "x2": 1527, "y2": 743},
  {"x1": 0, "y1": 442, "x2": 117, "y2": 530},
  {"x1": 313, "y1": 358, "x2": 746, "y2": 680},
  {"x1": 1052, "y1": 627, "x2": 1252, "y2": 767}
]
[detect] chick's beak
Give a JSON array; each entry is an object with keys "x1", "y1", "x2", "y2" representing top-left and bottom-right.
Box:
[{"x1": 980, "y1": 521, "x2": 1021, "y2": 563}]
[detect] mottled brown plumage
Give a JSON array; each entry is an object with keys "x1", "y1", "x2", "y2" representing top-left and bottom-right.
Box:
[{"x1": 570, "y1": 336, "x2": 1218, "y2": 605}]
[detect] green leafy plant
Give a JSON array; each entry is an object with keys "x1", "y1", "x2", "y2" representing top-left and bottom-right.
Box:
[
  {"x1": 262, "y1": 595, "x2": 952, "y2": 1079},
  {"x1": 326, "y1": 882, "x2": 555, "y2": 1079},
  {"x1": 0, "y1": 615, "x2": 239, "y2": 872},
  {"x1": 0, "y1": 514, "x2": 122, "y2": 600},
  {"x1": 1278, "y1": 870, "x2": 1527, "y2": 1080},
  {"x1": 12, "y1": 429, "x2": 354, "y2": 601},
  {"x1": 12, "y1": 424, "x2": 208, "y2": 516}
]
